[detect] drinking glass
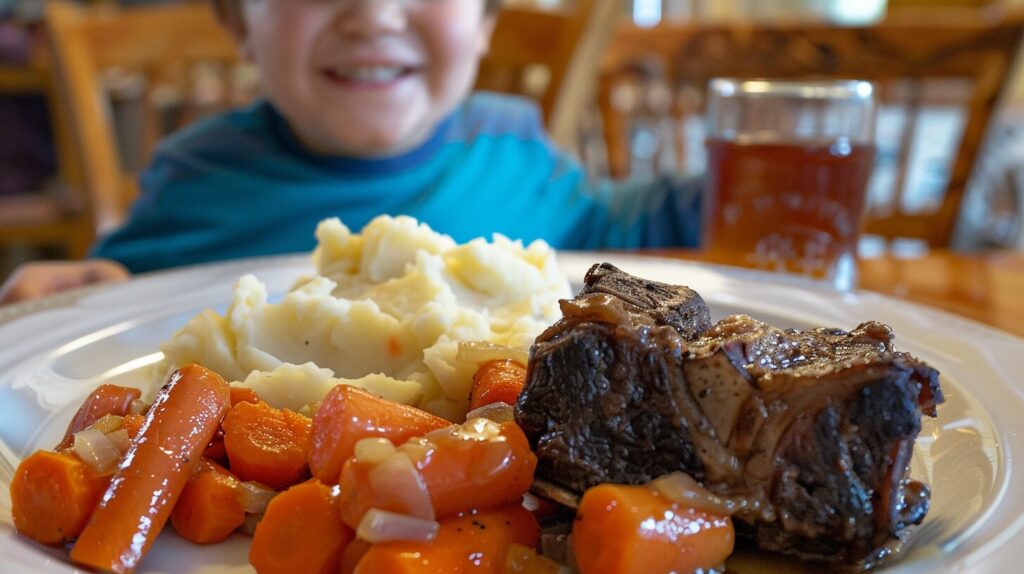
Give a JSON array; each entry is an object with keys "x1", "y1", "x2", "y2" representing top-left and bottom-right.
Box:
[{"x1": 702, "y1": 78, "x2": 877, "y2": 290}]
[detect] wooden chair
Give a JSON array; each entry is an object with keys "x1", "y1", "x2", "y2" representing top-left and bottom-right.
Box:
[
  {"x1": 44, "y1": 0, "x2": 242, "y2": 241},
  {"x1": 480, "y1": 0, "x2": 618, "y2": 148},
  {"x1": 598, "y1": 7, "x2": 1024, "y2": 247},
  {"x1": 0, "y1": 39, "x2": 92, "y2": 259}
]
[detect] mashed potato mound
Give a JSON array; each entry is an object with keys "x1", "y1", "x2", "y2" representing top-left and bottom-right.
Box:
[{"x1": 157, "y1": 215, "x2": 570, "y2": 420}]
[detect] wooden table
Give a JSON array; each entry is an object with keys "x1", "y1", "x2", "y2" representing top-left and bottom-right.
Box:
[{"x1": 650, "y1": 249, "x2": 1024, "y2": 338}]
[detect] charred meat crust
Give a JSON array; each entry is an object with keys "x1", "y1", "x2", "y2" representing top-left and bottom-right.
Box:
[{"x1": 516, "y1": 263, "x2": 943, "y2": 567}]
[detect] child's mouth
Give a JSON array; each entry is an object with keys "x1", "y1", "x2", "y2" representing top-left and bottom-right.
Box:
[{"x1": 322, "y1": 65, "x2": 417, "y2": 88}]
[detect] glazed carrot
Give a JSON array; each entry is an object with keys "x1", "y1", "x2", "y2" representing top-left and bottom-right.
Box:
[
  {"x1": 56, "y1": 384, "x2": 141, "y2": 450},
  {"x1": 222, "y1": 401, "x2": 312, "y2": 489},
  {"x1": 170, "y1": 461, "x2": 245, "y2": 544},
  {"x1": 69, "y1": 364, "x2": 231, "y2": 574},
  {"x1": 249, "y1": 479, "x2": 353, "y2": 574},
  {"x1": 230, "y1": 386, "x2": 260, "y2": 406},
  {"x1": 10, "y1": 450, "x2": 110, "y2": 545},
  {"x1": 308, "y1": 385, "x2": 449, "y2": 484},
  {"x1": 338, "y1": 419, "x2": 537, "y2": 527},
  {"x1": 120, "y1": 413, "x2": 145, "y2": 439},
  {"x1": 202, "y1": 434, "x2": 228, "y2": 466},
  {"x1": 353, "y1": 504, "x2": 540, "y2": 574},
  {"x1": 572, "y1": 483, "x2": 735, "y2": 574},
  {"x1": 339, "y1": 539, "x2": 371, "y2": 574},
  {"x1": 469, "y1": 359, "x2": 527, "y2": 411}
]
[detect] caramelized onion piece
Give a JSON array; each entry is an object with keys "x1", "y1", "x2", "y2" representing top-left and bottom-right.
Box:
[
  {"x1": 465, "y1": 402, "x2": 515, "y2": 424},
  {"x1": 237, "y1": 481, "x2": 277, "y2": 514},
  {"x1": 650, "y1": 472, "x2": 732, "y2": 516},
  {"x1": 456, "y1": 341, "x2": 528, "y2": 366},
  {"x1": 356, "y1": 508, "x2": 439, "y2": 543},
  {"x1": 105, "y1": 429, "x2": 132, "y2": 455},
  {"x1": 73, "y1": 428, "x2": 123, "y2": 476},
  {"x1": 86, "y1": 414, "x2": 123, "y2": 434},
  {"x1": 531, "y1": 478, "x2": 581, "y2": 509},
  {"x1": 240, "y1": 513, "x2": 262, "y2": 536}
]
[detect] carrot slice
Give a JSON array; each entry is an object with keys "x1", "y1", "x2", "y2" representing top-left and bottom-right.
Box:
[
  {"x1": 339, "y1": 419, "x2": 537, "y2": 527},
  {"x1": 120, "y1": 413, "x2": 145, "y2": 439},
  {"x1": 56, "y1": 384, "x2": 141, "y2": 450},
  {"x1": 339, "y1": 540, "x2": 371, "y2": 574},
  {"x1": 222, "y1": 400, "x2": 312, "y2": 489},
  {"x1": 572, "y1": 483, "x2": 735, "y2": 574},
  {"x1": 249, "y1": 479, "x2": 353, "y2": 574},
  {"x1": 308, "y1": 385, "x2": 449, "y2": 484},
  {"x1": 469, "y1": 359, "x2": 527, "y2": 411},
  {"x1": 69, "y1": 364, "x2": 231, "y2": 574},
  {"x1": 170, "y1": 461, "x2": 245, "y2": 544},
  {"x1": 229, "y1": 386, "x2": 260, "y2": 406},
  {"x1": 353, "y1": 504, "x2": 540, "y2": 574},
  {"x1": 10, "y1": 450, "x2": 110, "y2": 545}
]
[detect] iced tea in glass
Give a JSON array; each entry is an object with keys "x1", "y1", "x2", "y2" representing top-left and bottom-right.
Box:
[{"x1": 702, "y1": 79, "x2": 876, "y2": 290}]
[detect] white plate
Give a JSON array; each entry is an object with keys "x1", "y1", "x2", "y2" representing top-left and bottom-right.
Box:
[{"x1": 0, "y1": 252, "x2": 1021, "y2": 574}]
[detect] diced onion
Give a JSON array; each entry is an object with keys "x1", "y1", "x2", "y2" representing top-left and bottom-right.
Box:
[
  {"x1": 240, "y1": 513, "x2": 262, "y2": 536},
  {"x1": 129, "y1": 399, "x2": 150, "y2": 415},
  {"x1": 368, "y1": 452, "x2": 435, "y2": 520},
  {"x1": 650, "y1": 472, "x2": 732, "y2": 516},
  {"x1": 87, "y1": 414, "x2": 123, "y2": 434},
  {"x1": 460, "y1": 418, "x2": 505, "y2": 441},
  {"x1": 456, "y1": 341, "x2": 528, "y2": 366},
  {"x1": 354, "y1": 437, "x2": 397, "y2": 465},
  {"x1": 356, "y1": 508, "x2": 439, "y2": 544},
  {"x1": 105, "y1": 429, "x2": 132, "y2": 455},
  {"x1": 465, "y1": 402, "x2": 515, "y2": 424},
  {"x1": 237, "y1": 481, "x2": 277, "y2": 514},
  {"x1": 521, "y1": 492, "x2": 542, "y2": 512},
  {"x1": 73, "y1": 428, "x2": 123, "y2": 476}
]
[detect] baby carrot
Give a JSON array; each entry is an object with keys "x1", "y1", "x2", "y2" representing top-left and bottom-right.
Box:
[
  {"x1": 308, "y1": 385, "x2": 449, "y2": 485},
  {"x1": 339, "y1": 419, "x2": 537, "y2": 527},
  {"x1": 222, "y1": 400, "x2": 312, "y2": 489},
  {"x1": 69, "y1": 364, "x2": 230, "y2": 574},
  {"x1": 10, "y1": 450, "x2": 110, "y2": 545},
  {"x1": 249, "y1": 479, "x2": 353, "y2": 574},
  {"x1": 56, "y1": 384, "x2": 141, "y2": 450},
  {"x1": 170, "y1": 461, "x2": 245, "y2": 544},
  {"x1": 353, "y1": 504, "x2": 540, "y2": 574},
  {"x1": 339, "y1": 540, "x2": 371, "y2": 574},
  {"x1": 572, "y1": 483, "x2": 735, "y2": 574},
  {"x1": 229, "y1": 386, "x2": 260, "y2": 406},
  {"x1": 469, "y1": 359, "x2": 527, "y2": 411}
]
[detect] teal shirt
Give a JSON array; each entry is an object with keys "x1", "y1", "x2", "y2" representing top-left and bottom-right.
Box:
[{"x1": 93, "y1": 93, "x2": 701, "y2": 273}]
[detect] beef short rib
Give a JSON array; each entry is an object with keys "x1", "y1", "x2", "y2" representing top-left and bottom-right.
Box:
[{"x1": 516, "y1": 263, "x2": 943, "y2": 567}]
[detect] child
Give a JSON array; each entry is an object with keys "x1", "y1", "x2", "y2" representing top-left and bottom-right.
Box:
[{"x1": 0, "y1": 0, "x2": 700, "y2": 304}]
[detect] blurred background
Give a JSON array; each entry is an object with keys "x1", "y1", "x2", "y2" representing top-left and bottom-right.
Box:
[{"x1": 2, "y1": 0, "x2": 1023, "y2": 280}]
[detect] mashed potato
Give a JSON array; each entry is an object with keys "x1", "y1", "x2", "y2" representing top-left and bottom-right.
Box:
[{"x1": 157, "y1": 215, "x2": 570, "y2": 420}]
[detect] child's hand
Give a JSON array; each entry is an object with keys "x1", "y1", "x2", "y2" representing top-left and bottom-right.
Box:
[{"x1": 0, "y1": 260, "x2": 131, "y2": 305}]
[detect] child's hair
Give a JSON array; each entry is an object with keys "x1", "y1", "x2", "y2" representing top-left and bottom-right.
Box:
[{"x1": 212, "y1": 0, "x2": 502, "y2": 31}]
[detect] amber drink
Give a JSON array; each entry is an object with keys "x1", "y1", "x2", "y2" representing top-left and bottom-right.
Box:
[{"x1": 702, "y1": 80, "x2": 876, "y2": 290}]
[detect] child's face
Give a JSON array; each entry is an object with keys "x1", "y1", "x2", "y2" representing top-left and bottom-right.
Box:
[{"x1": 242, "y1": 0, "x2": 495, "y2": 157}]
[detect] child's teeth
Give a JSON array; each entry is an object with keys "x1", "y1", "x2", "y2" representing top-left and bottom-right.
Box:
[{"x1": 344, "y1": 66, "x2": 403, "y2": 82}]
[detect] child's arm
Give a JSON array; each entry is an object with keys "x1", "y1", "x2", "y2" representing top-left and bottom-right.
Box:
[{"x1": 0, "y1": 260, "x2": 130, "y2": 305}]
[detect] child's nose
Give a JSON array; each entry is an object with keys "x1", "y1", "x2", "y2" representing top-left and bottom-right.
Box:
[{"x1": 334, "y1": 0, "x2": 407, "y2": 36}]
